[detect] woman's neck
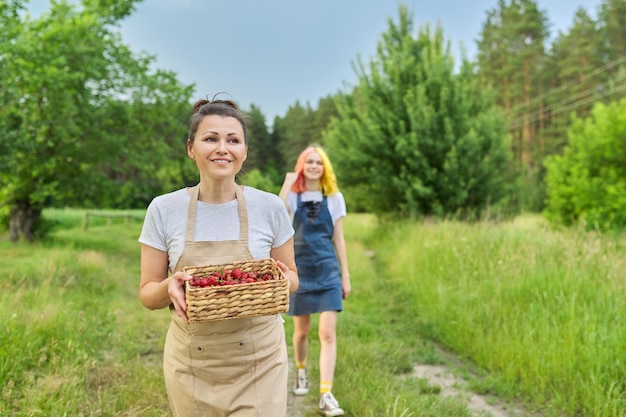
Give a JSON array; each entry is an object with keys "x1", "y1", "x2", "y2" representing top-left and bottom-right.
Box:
[{"x1": 197, "y1": 180, "x2": 237, "y2": 204}]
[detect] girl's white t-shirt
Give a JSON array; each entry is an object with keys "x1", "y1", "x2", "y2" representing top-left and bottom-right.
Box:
[{"x1": 286, "y1": 190, "x2": 346, "y2": 225}]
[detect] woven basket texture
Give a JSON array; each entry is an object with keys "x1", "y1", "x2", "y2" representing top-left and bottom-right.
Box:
[{"x1": 184, "y1": 258, "x2": 289, "y2": 323}]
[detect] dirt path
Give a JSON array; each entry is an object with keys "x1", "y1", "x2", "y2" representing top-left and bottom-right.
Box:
[
  {"x1": 286, "y1": 364, "x2": 316, "y2": 417},
  {"x1": 286, "y1": 389, "x2": 310, "y2": 417},
  {"x1": 286, "y1": 360, "x2": 532, "y2": 417},
  {"x1": 411, "y1": 364, "x2": 528, "y2": 417}
]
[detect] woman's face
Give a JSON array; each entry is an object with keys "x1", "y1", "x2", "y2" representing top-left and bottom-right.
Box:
[
  {"x1": 188, "y1": 115, "x2": 247, "y2": 180},
  {"x1": 303, "y1": 151, "x2": 324, "y2": 181}
]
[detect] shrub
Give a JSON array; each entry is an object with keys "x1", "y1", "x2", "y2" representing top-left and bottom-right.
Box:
[{"x1": 544, "y1": 98, "x2": 626, "y2": 230}]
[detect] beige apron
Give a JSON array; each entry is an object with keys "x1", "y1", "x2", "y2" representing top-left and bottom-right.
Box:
[{"x1": 163, "y1": 185, "x2": 288, "y2": 417}]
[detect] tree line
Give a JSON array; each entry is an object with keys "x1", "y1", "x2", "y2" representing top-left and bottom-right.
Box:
[{"x1": 1, "y1": 0, "x2": 625, "y2": 241}]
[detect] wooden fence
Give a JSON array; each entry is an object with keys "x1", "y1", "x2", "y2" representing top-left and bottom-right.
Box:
[{"x1": 83, "y1": 212, "x2": 144, "y2": 231}]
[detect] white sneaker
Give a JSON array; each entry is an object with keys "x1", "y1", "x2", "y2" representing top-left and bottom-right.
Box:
[
  {"x1": 293, "y1": 369, "x2": 309, "y2": 395},
  {"x1": 319, "y1": 392, "x2": 344, "y2": 416}
]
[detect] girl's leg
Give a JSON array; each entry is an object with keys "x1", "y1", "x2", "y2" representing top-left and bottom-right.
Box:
[
  {"x1": 292, "y1": 314, "x2": 311, "y2": 366},
  {"x1": 292, "y1": 314, "x2": 311, "y2": 395},
  {"x1": 318, "y1": 310, "x2": 338, "y2": 391}
]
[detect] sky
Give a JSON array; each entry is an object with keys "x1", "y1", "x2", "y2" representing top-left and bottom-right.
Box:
[{"x1": 27, "y1": 0, "x2": 604, "y2": 122}]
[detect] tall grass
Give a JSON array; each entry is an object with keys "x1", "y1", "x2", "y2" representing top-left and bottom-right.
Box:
[
  {"x1": 372, "y1": 215, "x2": 626, "y2": 416},
  {"x1": 1, "y1": 209, "x2": 170, "y2": 416},
  {"x1": 2, "y1": 209, "x2": 625, "y2": 416}
]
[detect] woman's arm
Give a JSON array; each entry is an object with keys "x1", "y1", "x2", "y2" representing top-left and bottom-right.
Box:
[
  {"x1": 139, "y1": 244, "x2": 191, "y2": 321},
  {"x1": 332, "y1": 217, "x2": 351, "y2": 299},
  {"x1": 270, "y1": 237, "x2": 299, "y2": 295}
]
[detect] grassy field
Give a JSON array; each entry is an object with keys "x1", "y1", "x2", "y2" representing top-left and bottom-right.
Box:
[
  {"x1": 370, "y1": 215, "x2": 626, "y2": 417},
  {"x1": 1, "y1": 209, "x2": 625, "y2": 416}
]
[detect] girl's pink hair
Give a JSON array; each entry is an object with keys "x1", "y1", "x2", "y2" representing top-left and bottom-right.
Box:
[{"x1": 291, "y1": 145, "x2": 339, "y2": 195}]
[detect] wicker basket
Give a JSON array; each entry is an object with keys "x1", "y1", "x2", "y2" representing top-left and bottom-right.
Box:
[{"x1": 184, "y1": 258, "x2": 289, "y2": 323}]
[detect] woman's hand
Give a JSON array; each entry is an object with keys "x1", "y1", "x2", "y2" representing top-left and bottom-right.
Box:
[
  {"x1": 275, "y1": 259, "x2": 290, "y2": 290},
  {"x1": 275, "y1": 258, "x2": 299, "y2": 294},
  {"x1": 168, "y1": 271, "x2": 192, "y2": 323}
]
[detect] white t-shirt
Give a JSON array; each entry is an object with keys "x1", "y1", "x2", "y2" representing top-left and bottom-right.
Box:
[
  {"x1": 139, "y1": 186, "x2": 294, "y2": 273},
  {"x1": 286, "y1": 191, "x2": 347, "y2": 225}
]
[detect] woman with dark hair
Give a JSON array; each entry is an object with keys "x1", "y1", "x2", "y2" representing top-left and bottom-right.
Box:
[
  {"x1": 279, "y1": 144, "x2": 351, "y2": 417},
  {"x1": 139, "y1": 96, "x2": 299, "y2": 416}
]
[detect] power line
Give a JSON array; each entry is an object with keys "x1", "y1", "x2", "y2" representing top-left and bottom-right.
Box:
[
  {"x1": 509, "y1": 70, "x2": 626, "y2": 119},
  {"x1": 503, "y1": 55, "x2": 626, "y2": 117},
  {"x1": 507, "y1": 77, "x2": 626, "y2": 130}
]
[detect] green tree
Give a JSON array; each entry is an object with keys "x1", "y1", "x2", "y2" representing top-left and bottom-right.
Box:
[
  {"x1": 595, "y1": 0, "x2": 626, "y2": 107},
  {"x1": 239, "y1": 104, "x2": 285, "y2": 192},
  {"x1": 475, "y1": 0, "x2": 551, "y2": 213},
  {"x1": 544, "y1": 98, "x2": 626, "y2": 230},
  {"x1": 0, "y1": 0, "x2": 193, "y2": 241},
  {"x1": 599, "y1": 0, "x2": 626, "y2": 61},
  {"x1": 272, "y1": 94, "x2": 340, "y2": 169},
  {"x1": 273, "y1": 101, "x2": 317, "y2": 171},
  {"x1": 96, "y1": 75, "x2": 194, "y2": 208},
  {"x1": 243, "y1": 104, "x2": 272, "y2": 173},
  {"x1": 543, "y1": 7, "x2": 605, "y2": 156},
  {"x1": 324, "y1": 4, "x2": 512, "y2": 219},
  {"x1": 476, "y1": 0, "x2": 549, "y2": 170},
  {"x1": 313, "y1": 94, "x2": 340, "y2": 136},
  {"x1": 239, "y1": 168, "x2": 280, "y2": 195}
]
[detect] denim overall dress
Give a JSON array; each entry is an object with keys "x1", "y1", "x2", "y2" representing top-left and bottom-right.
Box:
[
  {"x1": 288, "y1": 193, "x2": 343, "y2": 315},
  {"x1": 164, "y1": 185, "x2": 288, "y2": 417}
]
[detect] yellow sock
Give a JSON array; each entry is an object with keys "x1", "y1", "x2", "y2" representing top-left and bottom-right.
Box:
[
  {"x1": 320, "y1": 381, "x2": 332, "y2": 394},
  {"x1": 296, "y1": 359, "x2": 307, "y2": 370}
]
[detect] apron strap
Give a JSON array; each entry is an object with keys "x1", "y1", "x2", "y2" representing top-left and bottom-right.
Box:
[
  {"x1": 184, "y1": 184, "x2": 249, "y2": 242},
  {"x1": 235, "y1": 185, "x2": 249, "y2": 242},
  {"x1": 184, "y1": 185, "x2": 200, "y2": 242}
]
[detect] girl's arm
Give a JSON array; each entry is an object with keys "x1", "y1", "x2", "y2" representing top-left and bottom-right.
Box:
[
  {"x1": 332, "y1": 217, "x2": 351, "y2": 299},
  {"x1": 278, "y1": 172, "x2": 298, "y2": 211}
]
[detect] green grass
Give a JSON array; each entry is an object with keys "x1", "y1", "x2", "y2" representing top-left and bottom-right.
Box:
[
  {"x1": 1, "y1": 210, "x2": 625, "y2": 416},
  {"x1": 0, "y1": 208, "x2": 170, "y2": 417},
  {"x1": 370, "y1": 214, "x2": 626, "y2": 416}
]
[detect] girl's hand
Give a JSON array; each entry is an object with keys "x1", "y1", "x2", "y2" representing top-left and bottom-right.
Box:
[
  {"x1": 282, "y1": 172, "x2": 298, "y2": 188},
  {"x1": 342, "y1": 274, "x2": 351, "y2": 300},
  {"x1": 168, "y1": 271, "x2": 192, "y2": 323}
]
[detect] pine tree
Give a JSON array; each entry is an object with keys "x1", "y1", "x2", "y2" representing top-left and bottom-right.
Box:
[
  {"x1": 599, "y1": 0, "x2": 626, "y2": 61},
  {"x1": 324, "y1": 5, "x2": 512, "y2": 219},
  {"x1": 543, "y1": 8, "x2": 605, "y2": 156},
  {"x1": 476, "y1": 0, "x2": 549, "y2": 170}
]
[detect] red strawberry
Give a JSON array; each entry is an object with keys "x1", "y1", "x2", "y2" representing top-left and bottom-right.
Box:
[{"x1": 231, "y1": 268, "x2": 243, "y2": 279}]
